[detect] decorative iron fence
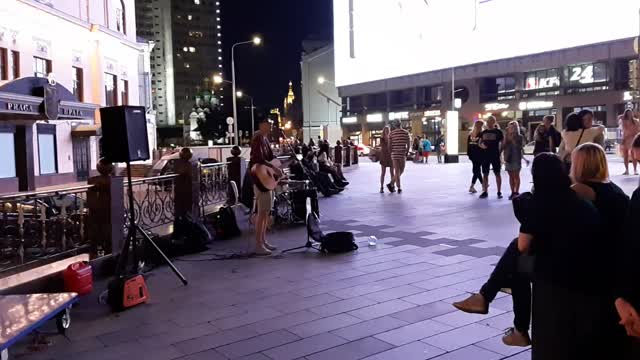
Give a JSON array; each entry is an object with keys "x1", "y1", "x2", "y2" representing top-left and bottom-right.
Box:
[
  {"x1": 200, "y1": 162, "x2": 230, "y2": 214},
  {"x1": 0, "y1": 186, "x2": 92, "y2": 275},
  {"x1": 125, "y1": 174, "x2": 178, "y2": 231}
]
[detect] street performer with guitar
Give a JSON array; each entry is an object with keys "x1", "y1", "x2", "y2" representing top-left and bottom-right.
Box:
[{"x1": 250, "y1": 119, "x2": 282, "y2": 255}]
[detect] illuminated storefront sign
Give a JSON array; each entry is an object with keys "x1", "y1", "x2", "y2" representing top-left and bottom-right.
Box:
[
  {"x1": 484, "y1": 103, "x2": 509, "y2": 111},
  {"x1": 366, "y1": 113, "x2": 383, "y2": 123},
  {"x1": 388, "y1": 111, "x2": 409, "y2": 120},
  {"x1": 424, "y1": 110, "x2": 442, "y2": 117},
  {"x1": 519, "y1": 101, "x2": 554, "y2": 111},
  {"x1": 342, "y1": 116, "x2": 358, "y2": 124},
  {"x1": 568, "y1": 63, "x2": 608, "y2": 85}
]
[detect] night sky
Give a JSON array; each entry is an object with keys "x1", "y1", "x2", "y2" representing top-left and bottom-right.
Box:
[{"x1": 221, "y1": 0, "x2": 333, "y2": 110}]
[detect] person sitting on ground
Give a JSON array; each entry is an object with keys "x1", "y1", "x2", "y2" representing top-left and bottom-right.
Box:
[{"x1": 615, "y1": 133, "x2": 640, "y2": 359}]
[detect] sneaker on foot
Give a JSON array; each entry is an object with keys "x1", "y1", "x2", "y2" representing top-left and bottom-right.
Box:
[
  {"x1": 379, "y1": 188, "x2": 384, "y2": 193},
  {"x1": 502, "y1": 328, "x2": 531, "y2": 347},
  {"x1": 264, "y1": 242, "x2": 278, "y2": 251},
  {"x1": 452, "y1": 293, "x2": 489, "y2": 314},
  {"x1": 479, "y1": 192, "x2": 489, "y2": 199},
  {"x1": 623, "y1": 171, "x2": 630, "y2": 176},
  {"x1": 397, "y1": 188, "x2": 403, "y2": 194},
  {"x1": 386, "y1": 183, "x2": 396, "y2": 193},
  {"x1": 469, "y1": 185, "x2": 477, "y2": 194},
  {"x1": 497, "y1": 192, "x2": 503, "y2": 199}
]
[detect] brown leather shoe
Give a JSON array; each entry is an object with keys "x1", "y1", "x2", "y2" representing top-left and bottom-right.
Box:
[
  {"x1": 502, "y1": 328, "x2": 531, "y2": 347},
  {"x1": 452, "y1": 293, "x2": 489, "y2": 314}
]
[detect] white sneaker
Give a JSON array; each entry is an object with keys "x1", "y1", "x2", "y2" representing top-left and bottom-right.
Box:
[
  {"x1": 254, "y1": 246, "x2": 272, "y2": 256},
  {"x1": 264, "y1": 242, "x2": 278, "y2": 251}
]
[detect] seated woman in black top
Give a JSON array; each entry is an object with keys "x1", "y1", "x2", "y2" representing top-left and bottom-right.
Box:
[{"x1": 519, "y1": 153, "x2": 626, "y2": 360}]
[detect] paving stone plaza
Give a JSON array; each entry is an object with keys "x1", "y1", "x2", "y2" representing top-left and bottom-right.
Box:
[{"x1": 16, "y1": 157, "x2": 639, "y2": 360}]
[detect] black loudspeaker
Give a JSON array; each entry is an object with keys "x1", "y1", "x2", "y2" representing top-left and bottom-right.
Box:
[{"x1": 99, "y1": 106, "x2": 150, "y2": 162}]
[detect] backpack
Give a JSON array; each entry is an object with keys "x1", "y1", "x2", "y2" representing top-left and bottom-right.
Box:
[
  {"x1": 173, "y1": 214, "x2": 212, "y2": 253},
  {"x1": 209, "y1": 206, "x2": 240, "y2": 240},
  {"x1": 320, "y1": 232, "x2": 359, "y2": 254}
]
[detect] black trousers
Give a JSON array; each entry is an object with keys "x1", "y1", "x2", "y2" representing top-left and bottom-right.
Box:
[
  {"x1": 480, "y1": 239, "x2": 531, "y2": 332},
  {"x1": 471, "y1": 158, "x2": 483, "y2": 186}
]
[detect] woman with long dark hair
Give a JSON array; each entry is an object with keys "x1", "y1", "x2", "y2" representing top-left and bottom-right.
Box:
[{"x1": 519, "y1": 153, "x2": 626, "y2": 359}]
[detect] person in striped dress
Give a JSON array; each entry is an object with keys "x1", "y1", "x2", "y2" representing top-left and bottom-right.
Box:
[{"x1": 389, "y1": 121, "x2": 411, "y2": 193}]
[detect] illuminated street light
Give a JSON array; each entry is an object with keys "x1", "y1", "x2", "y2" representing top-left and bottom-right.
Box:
[
  {"x1": 232, "y1": 35, "x2": 263, "y2": 145},
  {"x1": 236, "y1": 91, "x2": 243, "y2": 98},
  {"x1": 213, "y1": 75, "x2": 223, "y2": 84},
  {"x1": 317, "y1": 76, "x2": 326, "y2": 84}
]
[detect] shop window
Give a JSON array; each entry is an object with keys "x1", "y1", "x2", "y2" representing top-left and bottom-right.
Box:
[
  {"x1": 33, "y1": 57, "x2": 52, "y2": 78},
  {"x1": 37, "y1": 124, "x2": 57, "y2": 175},
  {"x1": 0, "y1": 129, "x2": 16, "y2": 178},
  {"x1": 390, "y1": 89, "x2": 414, "y2": 107},
  {"x1": 119, "y1": 79, "x2": 129, "y2": 105},
  {"x1": 72, "y1": 67, "x2": 84, "y2": 102},
  {"x1": 347, "y1": 96, "x2": 364, "y2": 112},
  {"x1": 367, "y1": 93, "x2": 387, "y2": 109},
  {"x1": 0, "y1": 48, "x2": 7, "y2": 80},
  {"x1": 11, "y1": 51, "x2": 19, "y2": 79},
  {"x1": 104, "y1": 73, "x2": 118, "y2": 106},
  {"x1": 614, "y1": 59, "x2": 632, "y2": 90},
  {"x1": 481, "y1": 76, "x2": 515, "y2": 102},
  {"x1": 525, "y1": 68, "x2": 560, "y2": 90}
]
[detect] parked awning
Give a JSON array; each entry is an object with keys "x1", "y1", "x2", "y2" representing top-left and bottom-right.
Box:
[{"x1": 71, "y1": 124, "x2": 101, "y2": 137}]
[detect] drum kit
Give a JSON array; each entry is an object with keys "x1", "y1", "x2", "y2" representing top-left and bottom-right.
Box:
[{"x1": 274, "y1": 179, "x2": 313, "y2": 226}]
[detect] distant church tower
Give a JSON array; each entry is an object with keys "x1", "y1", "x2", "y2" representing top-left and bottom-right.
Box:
[{"x1": 284, "y1": 81, "x2": 295, "y2": 113}]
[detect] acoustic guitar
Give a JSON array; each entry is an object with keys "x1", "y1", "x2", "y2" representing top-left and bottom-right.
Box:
[{"x1": 251, "y1": 158, "x2": 283, "y2": 191}]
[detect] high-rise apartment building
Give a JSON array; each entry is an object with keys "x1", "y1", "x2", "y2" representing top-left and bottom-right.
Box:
[{"x1": 135, "y1": 0, "x2": 222, "y2": 140}]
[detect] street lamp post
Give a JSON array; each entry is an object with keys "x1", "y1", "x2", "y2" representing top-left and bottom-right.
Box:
[
  {"x1": 231, "y1": 36, "x2": 262, "y2": 145},
  {"x1": 236, "y1": 91, "x2": 256, "y2": 138}
]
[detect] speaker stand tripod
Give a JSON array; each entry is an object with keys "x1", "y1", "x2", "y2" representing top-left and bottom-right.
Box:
[{"x1": 116, "y1": 160, "x2": 188, "y2": 285}]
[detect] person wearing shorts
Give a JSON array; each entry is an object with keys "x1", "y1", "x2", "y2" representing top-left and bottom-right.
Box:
[
  {"x1": 479, "y1": 116, "x2": 504, "y2": 199},
  {"x1": 389, "y1": 122, "x2": 410, "y2": 193},
  {"x1": 250, "y1": 119, "x2": 281, "y2": 256},
  {"x1": 421, "y1": 136, "x2": 431, "y2": 164}
]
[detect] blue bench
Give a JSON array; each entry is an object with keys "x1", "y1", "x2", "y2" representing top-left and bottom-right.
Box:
[{"x1": 0, "y1": 293, "x2": 78, "y2": 360}]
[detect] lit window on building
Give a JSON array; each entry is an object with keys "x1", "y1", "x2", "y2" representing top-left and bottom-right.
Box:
[
  {"x1": 72, "y1": 67, "x2": 84, "y2": 102},
  {"x1": 194, "y1": 0, "x2": 200, "y2": 3},
  {"x1": 33, "y1": 57, "x2": 51, "y2": 78},
  {"x1": 104, "y1": 73, "x2": 117, "y2": 106},
  {"x1": 187, "y1": 15, "x2": 193, "y2": 20}
]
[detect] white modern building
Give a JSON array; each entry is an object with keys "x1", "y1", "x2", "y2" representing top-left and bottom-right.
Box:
[
  {"x1": 301, "y1": 41, "x2": 343, "y2": 144},
  {"x1": 332, "y1": 0, "x2": 639, "y2": 153},
  {"x1": 0, "y1": 0, "x2": 154, "y2": 193}
]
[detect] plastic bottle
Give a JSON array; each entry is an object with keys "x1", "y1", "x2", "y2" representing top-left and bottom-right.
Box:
[{"x1": 368, "y1": 236, "x2": 378, "y2": 246}]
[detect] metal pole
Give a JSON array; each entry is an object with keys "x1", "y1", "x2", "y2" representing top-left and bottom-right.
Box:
[
  {"x1": 231, "y1": 45, "x2": 238, "y2": 146},
  {"x1": 451, "y1": 67, "x2": 455, "y2": 111},
  {"x1": 251, "y1": 97, "x2": 255, "y2": 138}
]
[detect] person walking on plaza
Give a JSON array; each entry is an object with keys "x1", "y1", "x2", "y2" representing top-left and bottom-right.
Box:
[
  {"x1": 479, "y1": 116, "x2": 504, "y2": 199},
  {"x1": 390, "y1": 122, "x2": 410, "y2": 193},
  {"x1": 250, "y1": 119, "x2": 281, "y2": 256},
  {"x1": 421, "y1": 136, "x2": 432, "y2": 164},
  {"x1": 533, "y1": 115, "x2": 561, "y2": 155},
  {"x1": 413, "y1": 136, "x2": 421, "y2": 162},
  {"x1": 620, "y1": 109, "x2": 639, "y2": 175},
  {"x1": 379, "y1": 126, "x2": 395, "y2": 193},
  {"x1": 467, "y1": 120, "x2": 485, "y2": 194},
  {"x1": 434, "y1": 134, "x2": 445, "y2": 163},
  {"x1": 504, "y1": 121, "x2": 529, "y2": 200}
]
